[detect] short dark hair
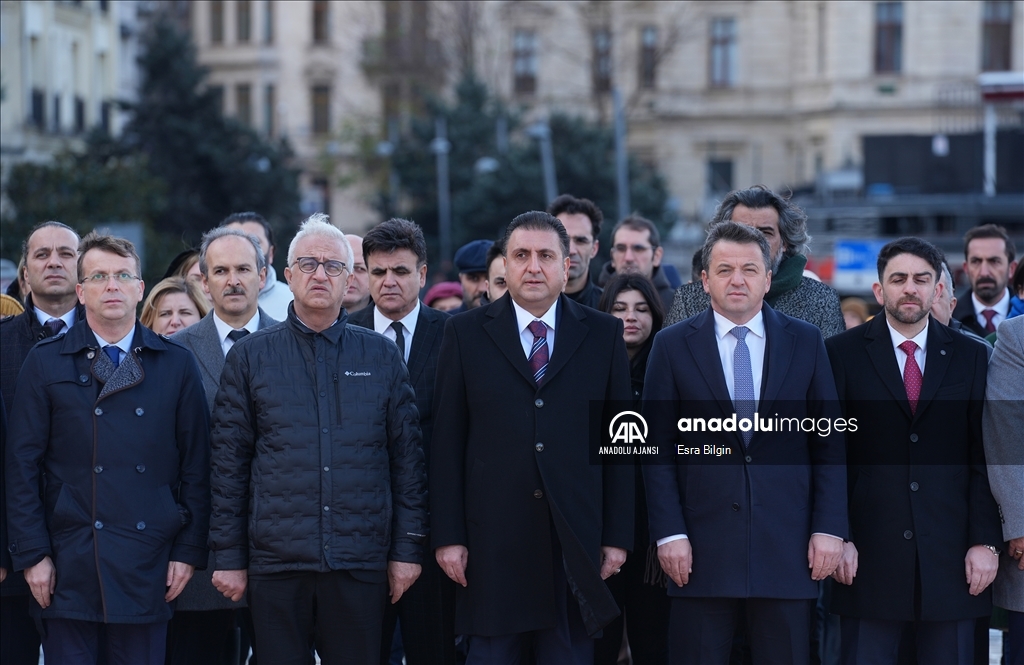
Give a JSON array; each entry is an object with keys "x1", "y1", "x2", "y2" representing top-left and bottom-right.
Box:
[
  {"x1": 690, "y1": 248, "x2": 704, "y2": 283},
  {"x1": 963, "y1": 223, "x2": 1016, "y2": 263},
  {"x1": 876, "y1": 237, "x2": 945, "y2": 282},
  {"x1": 1011, "y1": 259, "x2": 1024, "y2": 296},
  {"x1": 22, "y1": 221, "x2": 80, "y2": 260},
  {"x1": 598, "y1": 272, "x2": 665, "y2": 335},
  {"x1": 221, "y1": 212, "x2": 274, "y2": 249},
  {"x1": 486, "y1": 237, "x2": 505, "y2": 274},
  {"x1": 78, "y1": 231, "x2": 142, "y2": 279},
  {"x1": 199, "y1": 227, "x2": 267, "y2": 276},
  {"x1": 612, "y1": 215, "x2": 661, "y2": 249},
  {"x1": 710, "y1": 185, "x2": 809, "y2": 258},
  {"x1": 362, "y1": 218, "x2": 428, "y2": 267},
  {"x1": 502, "y1": 211, "x2": 570, "y2": 259},
  {"x1": 701, "y1": 221, "x2": 773, "y2": 274},
  {"x1": 547, "y1": 194, "x2": 603, "y2": 239}
]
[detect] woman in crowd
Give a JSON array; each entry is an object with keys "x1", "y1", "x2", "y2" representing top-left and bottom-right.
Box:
[
  {"x1": 595, "y1": 272, "x2": 669, "y2": 665},
  {"x1": 140, "y1": 277, "x2": 209, "y2": 335}
]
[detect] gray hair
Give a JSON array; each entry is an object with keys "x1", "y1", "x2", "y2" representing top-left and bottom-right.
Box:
[
  {"x1": 938, "y1": 262, "x2": 955, "y2": 300},
  {"x1": 709, "y1": 185, "x2": 810, "y2": 259},
  {"x1": 286, "y1": 213, "x2": 354, "y2": 270},
  {"x1": 199, "y1": 227, "x2": 267, "y2": 276},
  {"x1": 701, "y1": 221, "x2": 773, "y2": 274}
]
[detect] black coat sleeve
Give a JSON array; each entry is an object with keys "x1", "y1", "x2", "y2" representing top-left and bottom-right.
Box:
[{"x1": 385, "y1": 343, "x2": 427, "y2": 564}]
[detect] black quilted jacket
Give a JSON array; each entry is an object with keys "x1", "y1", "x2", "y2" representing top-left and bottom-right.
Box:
[{"x1": 209, "y1": 306, "x2": 427, "y2": 574}]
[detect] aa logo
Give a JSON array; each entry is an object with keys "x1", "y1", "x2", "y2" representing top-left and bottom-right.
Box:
[{"x1": 609, "y1": 411, "x2": 648, "y2": 445}]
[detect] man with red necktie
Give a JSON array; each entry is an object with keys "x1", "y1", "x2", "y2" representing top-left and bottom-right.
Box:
[
  {"x1": 825, "y1": 237, "x2": 1002, "y2": 664},
  {"x1": 952, "y1": 224, "x2": 1017, "y2": 337}
]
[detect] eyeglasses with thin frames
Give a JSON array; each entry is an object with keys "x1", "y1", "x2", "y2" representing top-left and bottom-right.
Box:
[
  {"x1": 292, "y1": 257, "x2": 347, "y2": 277},
  {"x1": 81, "y1": 272, "x2": 140, "y2": 285}
]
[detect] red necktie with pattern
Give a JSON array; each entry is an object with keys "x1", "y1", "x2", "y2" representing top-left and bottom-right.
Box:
[
  {"x1": 898, "y1": 340, "x2": 922, "y2": 415},
  {"x1": 982, "y1": 309, "x2": 997, "y2": 334},
  {"x1": 528, "y1": 320, "x2": 549, "y2": 385}
]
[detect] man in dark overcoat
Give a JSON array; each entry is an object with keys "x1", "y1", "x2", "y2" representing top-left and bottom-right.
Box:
[
  {"x1": 4, "y1": 232, "x2": 211, "y2": 664},
  {"x1": 431, "y1": 211, "x2": 634, "y2": 664}
]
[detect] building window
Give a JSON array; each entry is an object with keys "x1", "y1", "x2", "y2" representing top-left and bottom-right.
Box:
[
  {"x1": 236, "y1": 84, "x2": 252, "y2": 126},
  {"x1": 237, "y1": 0, "x2": 251, "y2": 43},
  {"x1": 708, "y1": 159, "x2": 734, "y2": 194},
  {"x1": 264, "y1": 0, "x2": 274, "y2": 44},
  {"x1": 512, "y1": 29, "x2": 537, "y2": 95},
  {"x1": 982, "y1": 1, "x2": 1013, "y2": 72},
  {"x1": 874, "y1": 2, "x2": 903, "y2": 74},
  {"x1": 100, "y1": 101, "x2": 111, "y2": 135},
  {"x1": 264, "y1": 84, "x2": 275, "y2": 137},
  {"x1": 312, "y1": 85, "x2": 330, "y2": 135},
  {"x1": 53, "y1": 95, "x2": 62, "y2": 132},
  {"x1": 211, "y1": 1, "x2": 224, "y2": 44},
  {"x1": 75, "y1": 96, "x2": 85, "y2": 133},
  {"x1": 640, "y1": 26, "x2": 657, "y2": 89},
  {"x1": 312, "y1": 0, "x2": 329, "y2": 44},
  {"x1": 709, "y1": 18, "x2": 737, "y2": 88},
  {"x1": 592, "y1": 28, "x2": 612, "y2": 94},
  {"x1": 31, "y1": 88, "x2": 45, "y2": 129}
]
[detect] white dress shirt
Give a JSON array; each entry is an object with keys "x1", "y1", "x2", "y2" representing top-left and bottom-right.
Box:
[
  {"x1": 373, "y1": 300, "x2": 420, "y2": 364},
  {"x1": 713, "y1": 309, "x2": 766, "y2": 405},
  {"x1": 92, "y1": 329, "x2": 134, "y2": 365},
  {"x1": 886, "y1": 318, "x2": 929, "y2": 378},
  {"x1": 972, "y1": 289, "x2": 1010, "y2": 331},
  {"x1": 214, "y1": 310, "x2": 262, "y2": 356},
  {"x1": 34, "y1": 306, "x2": 77, "y2": 331},
  {"x1": 512, "y1": 298, "x2": 557, "y2": 360}
]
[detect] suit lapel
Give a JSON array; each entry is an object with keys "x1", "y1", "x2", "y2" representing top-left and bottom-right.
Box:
[
  {"x1": 542, "y1": 297, "x2": 587, "y2": 387},
  {"x1": 192, "y1": 315, "x2": 226, "y2": 386},
  {"x1": 407, "y1": 305, "x2": 439, "y2": 385},
  {"x1": 685, "y1": 309, "x2": 735, "y2": 418},
  {"x1": 915, "y1": 319, "x2": 953, "y2": 419},
  {"x1": 483, "y1": 295, "x2": 545, "y2": 388},
  {"x1": 758, "y1": 306, "x2": 796, "y2": 416},
  {"x1": 864, "y1": 315, "x2": 914, "y2": 420}
]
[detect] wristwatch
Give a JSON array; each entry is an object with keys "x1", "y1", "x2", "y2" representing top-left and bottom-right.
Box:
[{"x1": 982, "y1": 545, "x2": 1001, "y2": 556}]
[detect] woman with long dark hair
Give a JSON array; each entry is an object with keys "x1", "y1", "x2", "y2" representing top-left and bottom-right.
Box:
[{"x1": 595, "y1": 273, "x2": 669, "y2": 665}]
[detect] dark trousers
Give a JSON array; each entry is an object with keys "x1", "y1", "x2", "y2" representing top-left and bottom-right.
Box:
[
  {"x1": 668, "y1": 597, "x2": 814, "y2": 665},
  {"x1": 0, "y1": 594, "x2": 41, "y2": 665},
  {"x1": 42, "y1": 618, "x2": 166, "y2": 665},
  {"x1": 165, "y1": 609, "x2": 239, "y2": 665},
  {"x1": 593, "y1": 546, "x2": 669, "y2": 665},
  {"x1": 248, "y1": 569, "x2": 388, "y2": 665},
  {"x1": 839, "y1": 616, "x2": 974, "y2": 665},
  {"x1": 379, "y1": 556, "x2": 456, "y2": 665},
  {"x1": 1007, "y1": 610, "x2": 1024, "y2": 665}
]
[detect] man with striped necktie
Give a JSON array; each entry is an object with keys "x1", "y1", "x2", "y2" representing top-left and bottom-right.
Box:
[{"x1": 431, "y1": 211, "x2": 633, "y2": 664}]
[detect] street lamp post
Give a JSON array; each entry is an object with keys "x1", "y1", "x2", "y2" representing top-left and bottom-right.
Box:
[
  {"x1": 528, "y1": 121, "x2": 558, "y2": 205},
  {"x1": 431, "y1": 116, "x2": 453, "y2": 264}
]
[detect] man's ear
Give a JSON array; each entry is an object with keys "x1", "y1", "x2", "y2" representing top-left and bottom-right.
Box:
[{"x1": 653, "y1": 246, "x2": 664, "y2": 267}]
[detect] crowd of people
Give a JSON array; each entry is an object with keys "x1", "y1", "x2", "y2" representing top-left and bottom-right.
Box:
[{"x1": 0, "y1": 186, "x2": 1020, "y2": 665}]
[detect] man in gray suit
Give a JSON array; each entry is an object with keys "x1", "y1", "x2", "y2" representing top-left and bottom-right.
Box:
[
  {"x1": 169, "y1": 226, "x2": 278, "y2": 664},
  {"x1": 983, "y1": 315, "x2": 1024, "y2": 665}
]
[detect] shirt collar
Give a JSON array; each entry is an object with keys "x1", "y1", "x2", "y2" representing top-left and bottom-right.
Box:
[
  {"x1": 34, "y1": 306, "x2": 77, "y2": 329},
  {"x1": 886, "y1": 316, "x2": 929, "y2": 354},
  {"x1": 512, "y1": 297, "x2": 558, "y2": 335},
  {"x1": 712, "y1": 309, "x2": 765, "y2": 341},
  {"x1": 972, "y1": 288, "x2": 1011, "y2": 316},
  {"x1": 93, "y1": 327, "x2": 135, "y2": 354},
  {"x1": 213, "y1": 309, "x2": 262, "y2": 343},
  {"x1": 373, "y1": 300, "x2": 421, "y2": 337}
]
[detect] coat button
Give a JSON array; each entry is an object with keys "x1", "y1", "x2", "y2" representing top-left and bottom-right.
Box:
[
  {"x1": 535, "y1": 399, "x2": 544, "y2": 408},
  {"x1": 745, "y1": 456, "x2": 752, "y2": 463},
  {"x1": 535, "y1": 443, "x2": 544, "y2": 452},
  {"x1": 533, "y1": 489, "x2": 544, "y2": 499},
  {"x1": 322, "y1": 428, "x2": 328, "y2": 434},
  {"x1": 136, "y1": 521, "x2": 146, "y2": 530},
  {"x1": 136, "y1": 464, "x2": 146, "y2": 473},
  {"x1": 909, "y1": 434, "x2": 919, "y2": 443},
  {"x1": 910, "y1": 482, "x2": 919, "y2": 491},
  {"x1": 94, "y1": 465, "x2": 103, "y2": 474},
  {"x1": 903, "y1": 530, "x2": 913, "y2": 540},
  {"x1": 135, "y1": 408, "x2": 144, "y2": 416},
  {"x1": 323, "y1": 466, "x2": 330, "y2": 472},
  {"x1": 94, "y1": 408, "x2": 103, "y2": 416},
  {"x1": 94, "y1": 521, "x2": 104, "y2": 530},
  {"x1": 323, "y1": 505, "x2": 330, "y2": 512},
  {"x1": 87, "y1": 351, "x2": 95, "y2": 359},
  {"x1": 80, "y1": 375, "x2": 89, "y2": 383},
  {"x1": 732, "y1": 503, "x2": 740, "y2": 511}
]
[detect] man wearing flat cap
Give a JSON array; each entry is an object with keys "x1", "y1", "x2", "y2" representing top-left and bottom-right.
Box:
[{"x1": 450, "y1": 240, "x2": 493, "y2": 314}]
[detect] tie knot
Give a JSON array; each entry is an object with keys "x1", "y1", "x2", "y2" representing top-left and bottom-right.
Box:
[
  {"x1": 45, "y1": 318, "x2": 66, "y2": 336},
  {"x1": 730, "y1": 326, "x2": 749, "y2": 341},
  {"x1": 227, "y1": 329, "x2": 249, "y2": 342},
  {"x1": 528, "y1": 320, "x2": 547, "y2": 339},
  {"x1": 390, "y1": 321, "x2": 403, "y2": 335},
  {"x1": 982, "y1": 309, "x2": 997, "y2": 322},
  {"x1": 103, "y1": 345, "x2": 121, "y2": 368},
  {"x1": 898, "y1": 340, "x2": 918, "y2": 356}
]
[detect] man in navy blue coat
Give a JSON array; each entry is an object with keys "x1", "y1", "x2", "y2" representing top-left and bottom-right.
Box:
[
  {"x1": 5, "y1": 232, "x2": 210, "y2": 665},
  {"x1": 642, "y1": 222, "x2": 847, "y2": 664}
]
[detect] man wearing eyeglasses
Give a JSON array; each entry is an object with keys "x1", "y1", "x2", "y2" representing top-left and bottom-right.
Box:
[
  {"x1": 5, "y1": 232, "x2": 211, "y2": 664},
  {"x1": 597, "y1": 215, "x2": 676, "y2": 313},
  {"x1": 208, "y1": 213, "x2": 427, "y2": 664}
]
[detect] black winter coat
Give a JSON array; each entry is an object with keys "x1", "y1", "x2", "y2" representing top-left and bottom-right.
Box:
[
  {"x1": 5, "y1": 321, "x2": 211, "y2": 623},
  {"x1": 209, "y1": 307, "x2": 427, "y2": 574}
]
